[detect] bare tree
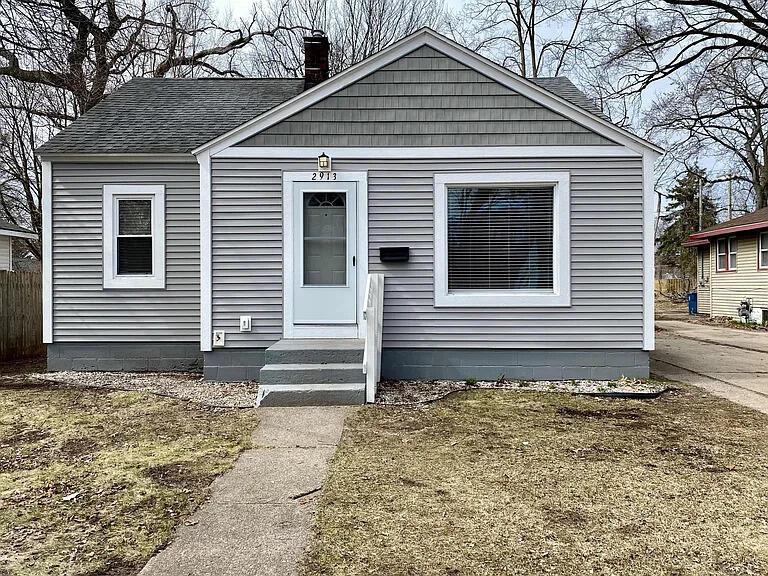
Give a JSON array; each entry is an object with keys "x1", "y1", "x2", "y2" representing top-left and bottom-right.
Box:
[
  {"x1": 0, "y1": 79, "x2": 58, "y2": 259},
  {"x1": 248, "y1": 0, "x2": 444, "y2": 77},
  {"x1": 444, "y1": 0, "x2": 592, "y2": 78},
  {"x1": 0, "y1": 0, "x2": 304, "y2": 116},
  {"x1": 599, "y1": 0, "x2": 768, "y2": 94},
  {"x1": 646, "y1": 54, "x2": 768, "y2": 210},
  {"x1": 0, "y1": 0, "x2": 307, "y2": 257}
]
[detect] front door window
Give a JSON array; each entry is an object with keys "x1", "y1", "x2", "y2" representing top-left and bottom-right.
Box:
[{"x1": 303, "y1": 192, "x2": 347, "y2": 286}]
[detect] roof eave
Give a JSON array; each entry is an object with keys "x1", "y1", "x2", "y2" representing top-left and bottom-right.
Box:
[
  {"x1": 36, "y1": 152, "x2": 196, "y2": 163},
  {"x1": 689, "y1": 220, "x2": 768, "y2": 240},
  {"x1": 0, "y1": 229, "x2": 37, "y2": 240},
  {"x1": 682, "y1": 238, "x2": 710, "y2": 247}
]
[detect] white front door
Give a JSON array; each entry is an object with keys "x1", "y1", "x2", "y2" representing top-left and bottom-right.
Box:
[{"x1": 292, "y1": 179, "x2": 357, "y2": 329}]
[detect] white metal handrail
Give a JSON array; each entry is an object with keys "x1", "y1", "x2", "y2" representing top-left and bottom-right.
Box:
[{"x1": 362, "y1": 273, "x2": 384, "y2": 403}]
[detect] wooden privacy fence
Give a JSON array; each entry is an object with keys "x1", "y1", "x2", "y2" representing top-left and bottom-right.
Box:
[
  {"x1": 0, "y1": 271, "x2": 44, "y2": 362},
  {"x1": 655, "y1": 278, "x2": 694, "y2": 296}
]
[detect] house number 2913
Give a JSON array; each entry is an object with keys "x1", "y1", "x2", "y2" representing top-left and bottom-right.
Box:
[{"x1": 312, "y1": 172, "x2": 337, "y2": 181}]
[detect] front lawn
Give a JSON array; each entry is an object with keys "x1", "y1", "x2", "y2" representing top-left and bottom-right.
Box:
[
  {"x1": 302, "y1": 385, "x2": 768, "y2": 575},
  {"x1": 0, "y1": 376, "x2": 258, "y2": 576}
]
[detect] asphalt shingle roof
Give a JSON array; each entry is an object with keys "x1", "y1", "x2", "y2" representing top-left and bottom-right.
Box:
[
  {"x1": 0, "y1": 219, "x2": 34, "y2": 235},
  {"x1": 696, "y1": 206, "x2": 768, "y2": 237},
  {"x1": 37, "y1": 78, "x2": 305, "y2": 155},
  {"x1": 37, "y1": 75, "x2": 608, "y2": 156},
  {"x1": 530, "y1": 77, "x2": 607, "y2": 119}
]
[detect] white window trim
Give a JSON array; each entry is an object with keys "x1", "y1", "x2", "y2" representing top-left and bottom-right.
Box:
[
  {"x1": 716, "y1": 236, "x2": 737, "y2": 272},
  {"x1": 760, "y1": 232, "x2": 768, "y2": 269},
  {"x1": 434, "y1": 171, "x2": 571, "y2": 307},
  {"x1": 103, "y1": 184, "x2": 165, "y2": 289}
]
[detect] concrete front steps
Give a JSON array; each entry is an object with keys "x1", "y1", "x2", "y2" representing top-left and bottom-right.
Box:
[{"x1": 257, "y1": 338, "x2": 366, "y2": 406}]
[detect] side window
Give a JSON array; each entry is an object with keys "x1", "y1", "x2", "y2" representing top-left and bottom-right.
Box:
[
  {"x1": 716, "y1": 239, "x2": 728, "y2": 271},
  {"x1": 103, "y1": 185, "x2": 165, "y2": 289},
  {"x1": 716, "y1": 237, "x2": 737, "y2": 272},
  {"x1": 760, "y1": 232, "x2": 768, "y2": 269}
]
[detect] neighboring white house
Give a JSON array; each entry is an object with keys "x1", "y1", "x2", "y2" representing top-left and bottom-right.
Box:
[
  {"x1": 37, "y1": 28, "x2": 662, "y2": 406},
  {"x1": 0, "y1": 219, "x2": 37, "y2": 271}
]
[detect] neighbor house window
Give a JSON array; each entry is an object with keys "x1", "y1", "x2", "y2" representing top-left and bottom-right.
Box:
[
  {"x1": 760, "y1": 232, "x2": 768, "y2": 269},
  {"x1": 716, "y1": 237, "x2": 737, "y2": 272},
  {"x1": 103, "y1": 185, "x2": 165, "y2": 289},
  {"x1": 434, "y1": 172, "x2": 570, "y2": 307}
]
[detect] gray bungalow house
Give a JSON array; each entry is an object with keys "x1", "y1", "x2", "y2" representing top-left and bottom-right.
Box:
[{"x1": 38, "y1": 28, "x2": 661, "y2": 405}]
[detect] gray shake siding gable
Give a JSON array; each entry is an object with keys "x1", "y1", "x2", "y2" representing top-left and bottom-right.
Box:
[
  {"x1": 51, "y1": 162, "x2": 200, "y2": 341},
  {"x1": 211, "y1": 157, "x2": 644, "y2": 350},
  {"x1": 237, "y1": 46, "x2": 616, "y2": 147}
]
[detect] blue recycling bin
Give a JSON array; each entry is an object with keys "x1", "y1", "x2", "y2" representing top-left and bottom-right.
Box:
[{"x1": 688, "y1": 292, "x2": 697, "y2": 315}]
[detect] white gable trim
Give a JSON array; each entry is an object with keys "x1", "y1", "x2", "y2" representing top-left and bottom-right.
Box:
[
  {"x1": 192, "y1": 28, "x2": 662, "y2": 158},
  {"x1": 214, "y1": 145, "x2": 640, "y2": 159}
]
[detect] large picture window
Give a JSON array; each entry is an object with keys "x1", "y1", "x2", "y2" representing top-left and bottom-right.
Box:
[
  {"x1": 103, "y1": 185, "x2": 165, "y2": 289},
  {"x1": 447, "y1": 186, "x2": 553, "y2": 290},
  {"x1": 434, "y1": 172, "x2": 570, "y2": 307}
]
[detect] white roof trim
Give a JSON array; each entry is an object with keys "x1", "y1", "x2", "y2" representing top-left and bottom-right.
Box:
[
  {"x1": 0, "y1": 228, "x2": 37, "y2": 240},
  {"x1": 192, "y1": 27, "x2": 663, "y2": 157},
  {"x1": 37, "y1": 153, "x2": 195, "y2": 163}
]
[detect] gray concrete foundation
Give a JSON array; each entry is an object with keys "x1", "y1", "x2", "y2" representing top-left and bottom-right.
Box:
[
  {"x1": 203, "y1": 350, "x2": 266, "y2": 381},
  {"x1": 381, "y1": 348, "x2": 650, "y2": 380},
  {"x1": 47, "y1": 343, "x2": 202, "y2": 372}
]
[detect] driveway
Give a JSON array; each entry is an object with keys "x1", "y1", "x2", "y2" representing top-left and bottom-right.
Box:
[{"x1": 653, "y1": 319, "x2": 768, "y2": 414}]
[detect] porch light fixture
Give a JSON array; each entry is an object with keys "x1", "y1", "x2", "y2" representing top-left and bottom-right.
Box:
[{"x1": 317, "y1": 152, "x2": 331, "y2": 172}]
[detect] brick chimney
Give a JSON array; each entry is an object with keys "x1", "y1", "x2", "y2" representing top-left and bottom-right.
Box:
[{"x1": 304, "y1": 30, "x2": 329, "y2": 90}]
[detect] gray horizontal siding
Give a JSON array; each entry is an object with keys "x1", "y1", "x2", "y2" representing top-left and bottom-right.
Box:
[
  {"x1": 211, "y1": 157, "x2": 644, "y2": 349},
  {"x1": 51, "y1": 162, "x2": 200, "y2": 341},
  {"x1": 237, "y1": 46, "x2": 615, "y2": 147}
]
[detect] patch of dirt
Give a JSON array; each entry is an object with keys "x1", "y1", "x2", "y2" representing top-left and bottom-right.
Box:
[
  {"x1": 81, "y1": 557, "x2": 143, "y2": 576},
  {"x1": 145, "y1": 462, "x2": 213, "y2": 489},
  {"x1": 556, "y1": 407, "x2": 643, "y2": 421},
  {"x1": 2, "y1": 425, "x2": 50, "y2": 447},
  {"x1": 544, "y1": 507, "x2": 587, "y2": 527},
  {"x1": 0, "y1": 356, "x2": 46, "y2": 376},
  {"x1": 60, "y1": 437, "x2": 99, "y2": 458}
]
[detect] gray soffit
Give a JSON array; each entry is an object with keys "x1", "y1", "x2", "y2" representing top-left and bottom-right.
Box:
[
  {"x1": 37, "y1": 78, "x2": 305, "y2": 155},
  {"x1": 38, "y1": 74, "x2": 608, "y2": 156}
]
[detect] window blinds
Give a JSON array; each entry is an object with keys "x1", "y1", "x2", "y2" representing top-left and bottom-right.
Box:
[{"x1": 447, "y1": 186, "x2": 554, "y2": 291}]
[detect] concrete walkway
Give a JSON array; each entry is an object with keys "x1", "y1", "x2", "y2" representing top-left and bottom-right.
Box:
[
  {"x1": 653, "y1": 320, "x2": 768, "y2": 414},
  {"x1": 139, "y1": 406, "x2": 353, "y2": 576}
]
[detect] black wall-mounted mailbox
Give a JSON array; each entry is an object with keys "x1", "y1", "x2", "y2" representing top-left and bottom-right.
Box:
[{"x1": 380, "y1": 246, "x2": 410, "y2": 262}]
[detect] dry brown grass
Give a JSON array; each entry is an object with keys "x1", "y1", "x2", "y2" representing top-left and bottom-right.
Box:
[
  {"x1": 302, "y1": 384, "x2": 768, "y2": 576},
  {"x1": 0, "y1": 377, "x2": 258, "y2": 576}
]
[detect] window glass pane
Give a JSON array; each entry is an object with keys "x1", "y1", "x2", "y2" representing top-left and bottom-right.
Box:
[
  {"x1": 119, "y1": 199, "x2": 151, "y2": 235},
  {"x1": 303, "y1": 192, "x2": 346, "y2": 285},
  {"x1": 729, "y1": 238, "x2": 737, "y2": 269},
  {"x1": 761, "y1": 234, "x2": 768, "y2": 267},
  {"x1": 117, "y1": 237, "x2": 153, "y2": 274},
  {"x1": 447, "y1": 186, "x2": 554, "y2": 290}
]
